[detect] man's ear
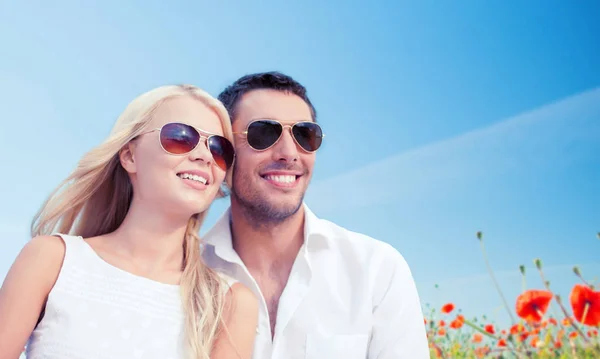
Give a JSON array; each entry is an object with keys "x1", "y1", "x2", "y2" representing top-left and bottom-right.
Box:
[{"x1": 119, "y1": 143, "x2": 137, "y2": 174}]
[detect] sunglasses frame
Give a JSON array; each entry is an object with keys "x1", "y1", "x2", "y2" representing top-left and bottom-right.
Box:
[
  {"x1": 139, "y1": 122, "x2": 235, "y2": 170},
  {"x1": 233, "y1": 119, "x2": 325, "y2": 153}
]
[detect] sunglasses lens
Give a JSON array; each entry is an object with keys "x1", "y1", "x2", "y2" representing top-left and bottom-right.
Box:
[
  {"x1": 246, "y1": 120, "x2": 283, "y2": 150},
  {"x1": 160, "y1": 123, "x2": 200, "y2": 154},
  {"x1": 292, "y1": 122, "x2": 323, "y2": 152},
  {"x1": 208, "y1": 135, "x2": 235, "y2": 171}
]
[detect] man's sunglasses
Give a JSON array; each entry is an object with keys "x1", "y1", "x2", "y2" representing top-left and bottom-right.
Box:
[
  {"x1": 140, "y1": 122, "x2": 235, "y2": 171},
  {"x1": 234, "y1": 119, "x2": 324, "y2": 152}
]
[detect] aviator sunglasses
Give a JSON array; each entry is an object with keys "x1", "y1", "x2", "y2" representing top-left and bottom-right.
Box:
[
  {"x1": 234, "y1": 119, "x2": 325, "y2": 152},
  {"x1": 140, "y1": 122, "x2": 235, "y2": 171}
]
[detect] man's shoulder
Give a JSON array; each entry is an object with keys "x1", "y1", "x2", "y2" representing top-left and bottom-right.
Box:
[
  {"x1": 313, "y1": 216, "x2": 405, "y2": 265},
  {"x1": 313, "y1": 217, "x2": 416, "y2": 303}
]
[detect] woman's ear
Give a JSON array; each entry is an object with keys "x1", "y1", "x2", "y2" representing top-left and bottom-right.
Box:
[{"x1": 119, "y1": 143, "x2": 137, "y2": 174}]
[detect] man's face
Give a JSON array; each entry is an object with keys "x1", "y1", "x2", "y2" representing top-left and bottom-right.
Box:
[{"x1": 230, "y1": 89, "x2": 317, "y2": 222}]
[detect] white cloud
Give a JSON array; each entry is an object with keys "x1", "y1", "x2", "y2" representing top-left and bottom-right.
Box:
[{"x1": 305, "y1": 87, "x2": 600, "y2": 213}]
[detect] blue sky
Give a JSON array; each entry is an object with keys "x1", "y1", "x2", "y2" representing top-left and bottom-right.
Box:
[{"x1": 1, "y1": 1, "x2": 598, "y2": 330}]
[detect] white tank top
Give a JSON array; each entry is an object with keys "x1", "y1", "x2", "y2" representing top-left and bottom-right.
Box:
[{"x1": 25, "y1": 233, "x2": 235, "y2": 359}]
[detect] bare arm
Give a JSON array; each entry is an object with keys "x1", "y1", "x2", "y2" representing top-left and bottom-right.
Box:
[
  {"x1": 0, "y1": 235, "x2": 66, "y2": 359},
  {"x1": 211, "y1": 282, "x2": 259, "y2": 359}
]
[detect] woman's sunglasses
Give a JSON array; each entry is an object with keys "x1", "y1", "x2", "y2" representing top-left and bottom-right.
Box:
[
  {"x1": 140, "y1": 122, "x2": 235, "y2": 171},
  {"x1": 234, "y1": 119, "x2": 324, "y2": 152}
]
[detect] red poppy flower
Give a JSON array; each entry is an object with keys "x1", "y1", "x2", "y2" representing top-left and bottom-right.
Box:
[
  {"x1": 450, "y1": 316, "x2": 464, "y2": 329},
  {"x1": 510, "y1": 323, "x2": 525, "y2": 334},
  {"x1": 516, "y1": 289, "x2": 553, "y2": 322},
  {"x1": 569, "y1": 284, "x2": 600, "y2": 326},
  {"x1": 441, "y1": 303, "x2": 455, "y2": 314}
]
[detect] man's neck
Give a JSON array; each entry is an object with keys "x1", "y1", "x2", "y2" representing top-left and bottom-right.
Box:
[{"x1": 230, "y1": 203, "x2": 305, "y2": 273}]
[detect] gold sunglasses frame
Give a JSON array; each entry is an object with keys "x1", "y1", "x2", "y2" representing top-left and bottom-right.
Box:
[
  {"x1": 233, "y1": 119, "x2": 325, "y2": 153},
  {"x1": 139, "y1": 122, "x2": 235, "y2": 170}
]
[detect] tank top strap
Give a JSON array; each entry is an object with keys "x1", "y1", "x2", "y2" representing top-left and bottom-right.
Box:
[{"x1": 51, "y1": 232, "x2": 89, "y2": 265}]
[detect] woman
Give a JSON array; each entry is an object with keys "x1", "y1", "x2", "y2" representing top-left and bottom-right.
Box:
[{"x1": 0, "y1": 85, "x2": 258, "y2": 359}]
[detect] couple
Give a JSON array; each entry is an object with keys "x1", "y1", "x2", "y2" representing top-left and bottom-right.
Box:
[{"x1": 0, "y1": 72, "x2": 429, "y2": 359}]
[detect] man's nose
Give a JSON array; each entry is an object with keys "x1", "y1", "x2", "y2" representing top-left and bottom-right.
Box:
[{"x1": 272, "y1": 127, "x2": 299, "y2": 162}]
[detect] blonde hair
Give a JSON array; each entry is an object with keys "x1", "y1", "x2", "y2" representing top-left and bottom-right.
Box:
[{"x1": 31, "y1": 84, "x2": 234, "y2": 359}]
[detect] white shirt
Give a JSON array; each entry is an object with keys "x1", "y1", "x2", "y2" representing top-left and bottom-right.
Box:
[{"x1": 202, "y1": 204, "x2": 430, "y2": 359}]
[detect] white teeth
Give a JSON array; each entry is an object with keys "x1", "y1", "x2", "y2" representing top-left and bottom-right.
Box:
[
  {"x1": 178, "y1": 173, "x2": 207, "y2": 185},
  {"x1": 265, "y1": 175, "x2": 296, "y2": 184}
]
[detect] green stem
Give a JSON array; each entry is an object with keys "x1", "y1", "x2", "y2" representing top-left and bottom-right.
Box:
[
  {"x1": 575, "y1": 272, "x2": 592, "y2": 288},
  {"x1": 550, "y1": 294, "x2": 589, "y2": 345},
  {"x1": 462, "y1": 319, "x2": 525, "y2": 358},
  {"x1": 537, "y1": 266, "x2": 589, "y2": 344},
  {"x1": 478, "y1": 238, "x2": 516, "y2": 325},
  {"x1": 463, "y1": 319, "x2": 500, "y2": 341}
]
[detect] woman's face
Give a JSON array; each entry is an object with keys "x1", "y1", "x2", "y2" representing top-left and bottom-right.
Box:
[{"x1": 122, "y1": 95, "x2": 229, "y2": 218}]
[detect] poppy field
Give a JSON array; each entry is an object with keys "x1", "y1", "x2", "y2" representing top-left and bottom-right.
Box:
[{"x1": 425, "y1": 232, "x2": 600, "y2": 358}]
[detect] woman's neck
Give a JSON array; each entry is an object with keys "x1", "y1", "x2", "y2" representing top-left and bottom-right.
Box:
[{"x1": 106, "y1": 199, "x2": 191, "y2": 270}]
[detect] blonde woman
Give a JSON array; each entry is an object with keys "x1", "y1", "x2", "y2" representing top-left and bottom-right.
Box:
[{"x1": 0, "y1": 85, "x2": 258, "y2": 359}]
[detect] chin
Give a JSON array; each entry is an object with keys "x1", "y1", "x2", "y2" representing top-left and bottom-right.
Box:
[
  {"x1": 267, "y1": 196, "x2": 304, "y2": 216},
  {"x1": 176, "y1": 204, "x2": 209, "y2": 219},
  {"x1": 271, "y1": 189, "x2": 303, "y2": 204},
  {"x1": 178, "y1": 194, "x2": 215, "y2": 216}
]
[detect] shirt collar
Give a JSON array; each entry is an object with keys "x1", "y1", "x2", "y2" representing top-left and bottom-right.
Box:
[{"x1": 202, "y1": 202, "x2": 332, "y2": 263}]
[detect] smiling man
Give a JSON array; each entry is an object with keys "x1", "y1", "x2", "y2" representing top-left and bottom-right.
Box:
[{"x1": 202, "y1": 71, "x2": 429, "y2": 359}]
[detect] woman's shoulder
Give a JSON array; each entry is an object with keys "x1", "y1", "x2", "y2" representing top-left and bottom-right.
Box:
[
  {"x1": 216, "y1": 272, "x2": 239, "y2": 290},
  {"x1": 1, "y1": 234, "x2": 68, "y2": 310},
  {"x1": 214, "y1": 272, "x2": 256, "y2": 303},
  {"x1": 11, "y1": 233, "x2": 90, "y2": 294},
  {"x1": 217, "y1": 273, "x2": 257, "y2": 310},
  {"x1": 20, "y1": 235, "x2": 68, "y2": 269}
]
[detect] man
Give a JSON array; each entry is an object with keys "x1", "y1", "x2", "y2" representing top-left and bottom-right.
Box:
[{"x1": 202, "y1": 71, "x2": 430, "y2": 358}]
